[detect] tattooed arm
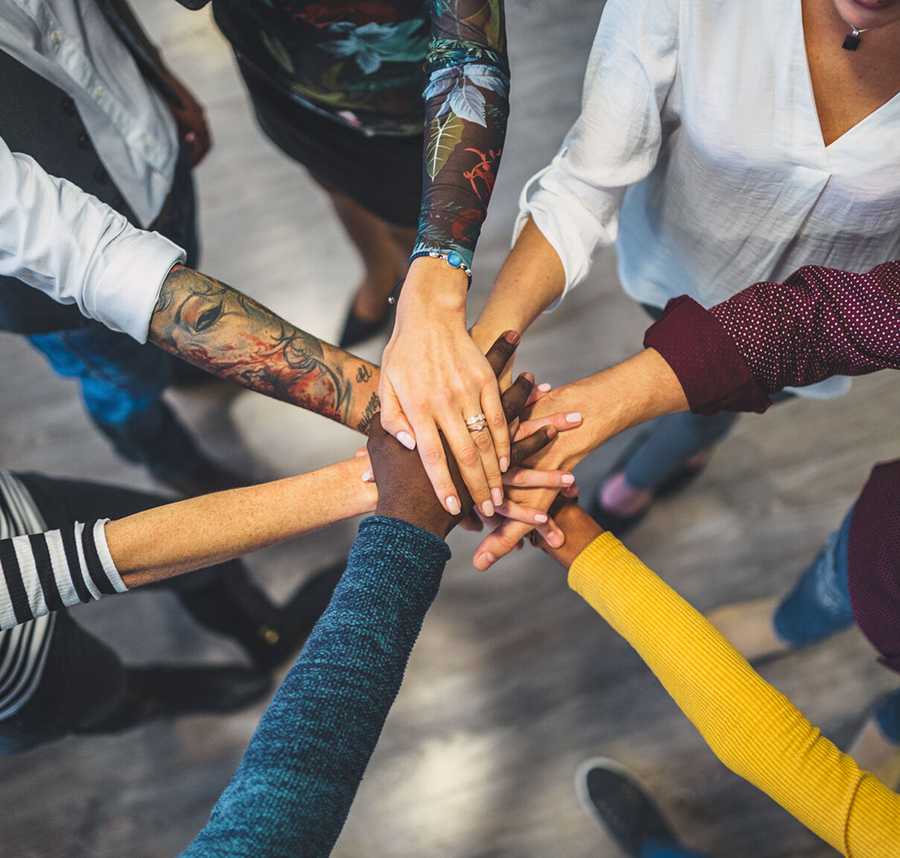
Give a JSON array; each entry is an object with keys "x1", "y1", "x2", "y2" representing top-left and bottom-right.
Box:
[
  {"x1": 150, "y1": 265, "x2": 380, "y2": 433},
  {"x1": 378, "y1": 1, "x2": 510, "y2": 518}
]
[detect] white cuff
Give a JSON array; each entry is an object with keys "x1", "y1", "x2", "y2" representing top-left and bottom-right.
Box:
[
  {"x1": 85, "y1": 226, "x2": 185, "y2": 344},
  {"x1": 94, "y1": 520, "x2": 129, "y2": 593}
]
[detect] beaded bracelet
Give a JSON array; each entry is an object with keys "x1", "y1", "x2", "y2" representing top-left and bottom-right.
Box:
[{"x1": 409, "y1": 249, "x2": 473, "y2": 286}]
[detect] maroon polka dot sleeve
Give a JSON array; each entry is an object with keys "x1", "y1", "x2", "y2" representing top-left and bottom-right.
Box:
[{"x1": 644, "y1": 261, "x2": 900, "y2": 414}]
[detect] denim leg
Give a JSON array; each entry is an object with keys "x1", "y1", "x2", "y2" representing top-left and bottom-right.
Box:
[
  {"x1": 624, "y1": 411, "x2": 740, "y2": 490},
  {"x1": 874, "y1": 689, "x2": 900, "y2": 746},
  {"x1": 640, "y1": 842, "x2": 709, "y2": 858},
  {"x1": 28, "y1": 323, "x2": 172, "y2": 463},
  {"x1": 773, "y1": 506, "x2": 856, "y2": 648}
]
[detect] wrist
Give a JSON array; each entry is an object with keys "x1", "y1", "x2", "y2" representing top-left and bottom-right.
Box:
[
  {"x1": 401, "y1": 258, "x2": 469, "y2": 313},
  {"x1": 374, "y1": 499, "x2": 450, "y2": 539}
]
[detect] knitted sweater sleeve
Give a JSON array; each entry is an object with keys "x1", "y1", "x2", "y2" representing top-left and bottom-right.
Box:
[
  {"x1": 569, "y1": 533, "x2": 900, "y2": 857},
  {"x1": 181, "y1": 516, "x2": 450, "y2": 858}
]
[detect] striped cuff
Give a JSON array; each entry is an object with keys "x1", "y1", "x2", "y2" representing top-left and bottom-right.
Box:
[{"x1": 0, "y1": 520, "x2": 126, "y2": 631}]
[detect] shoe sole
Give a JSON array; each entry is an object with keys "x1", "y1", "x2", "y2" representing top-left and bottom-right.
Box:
[{"x1": 574, "y1": 755, "x2": 645, "y2": 829}]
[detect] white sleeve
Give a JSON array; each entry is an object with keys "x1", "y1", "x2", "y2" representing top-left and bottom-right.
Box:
[
  {"x1": 514, "y1": 0, "x2": 679, "y2": 307},
  {"x1": 0, "y1": 135, "x2": 185, "y2": 343}
]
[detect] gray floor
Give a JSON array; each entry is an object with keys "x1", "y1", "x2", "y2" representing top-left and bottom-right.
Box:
[{"x1": 1, "y1": 2, "x2": 898, "y2": 856}]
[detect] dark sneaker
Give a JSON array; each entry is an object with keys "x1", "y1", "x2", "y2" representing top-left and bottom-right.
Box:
[
  {"x1": 575, "y1": 758, "x2": 682, "y2": 857},
  {"x1": 338, "y1": 291, "x2": 397, "y2": 349},
  {"x1": 79, "y1": 665, "x2": 272, "y2": 734}
]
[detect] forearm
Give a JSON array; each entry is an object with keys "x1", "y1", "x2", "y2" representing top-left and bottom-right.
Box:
[
  {"x1": 149, "y1": 265, "x2": 380, "y2": 432},
  {"x1": 106, "y1": 457, "x2": 375, "y2": 588},
  {"x1": 183, "y1": 517, "x2": 450, "y2": 858},
  {"x1": 568, "y1": 535, "x2": 894, "y2": 855},
  {"x1": 472, "y1": 218, "x2": 566, "y2": 349}
]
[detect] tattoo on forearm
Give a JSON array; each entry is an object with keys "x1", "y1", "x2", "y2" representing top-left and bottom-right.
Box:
[
  {"x1": 357, "y1": 392, "x2": 380, "y2": 435},
  {"x1": 149, "y1": 267, "x2": 379, "y2": 429}
]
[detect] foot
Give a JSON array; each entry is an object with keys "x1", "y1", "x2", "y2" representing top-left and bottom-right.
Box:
[
  {"x1": 707, "y1": 596, "x2": 792, "y2": 662},
  {"x1": 178, "y1": 561, "x2": 346, "y2": 672},
  {"x1": 589, "y1": 451, "x2": 712, "y2": 535},
  {"x1": 850, "y1": 718, "x2": 900, "y2": 787},
  {"x1": 575, "y1": 757, "x2": 684, "y2": 857},
  {"x1": 148, "y1": 455, "x2": 251, "y2": 498},
  {"x1": 338, "y1": 286, "x2": 396, "y2": 349},
  {"x1": 79, "y1": 665, "x2": 272, "y2": 734}
]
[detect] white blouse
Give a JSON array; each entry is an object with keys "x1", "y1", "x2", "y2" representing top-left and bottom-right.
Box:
[{"x1": 517, "y1": 0, "x2": 900, "y2": 399}]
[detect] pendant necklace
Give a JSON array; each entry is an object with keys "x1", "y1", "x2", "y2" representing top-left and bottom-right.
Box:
[{"x1": 842, "y1": 25, "x2": 870, "y2": 51}]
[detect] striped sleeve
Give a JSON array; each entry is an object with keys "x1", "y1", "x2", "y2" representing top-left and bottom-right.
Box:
[{"x1": 0, "y1": 520, "x2": 126, "y2": 631}]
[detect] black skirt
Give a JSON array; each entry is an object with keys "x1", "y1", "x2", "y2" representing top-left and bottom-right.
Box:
[{"x1": 238, "y1": 59, "x2": 424, "y2": 229}]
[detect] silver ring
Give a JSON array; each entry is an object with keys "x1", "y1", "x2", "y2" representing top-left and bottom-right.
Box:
[{"x1": 465, "y1": 413, "x2": 487, "y2": 433}]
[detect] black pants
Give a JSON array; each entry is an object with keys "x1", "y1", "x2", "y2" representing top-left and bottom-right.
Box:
[{"x1": 0, "y1": 473, "x2": 244, "y2": 754}]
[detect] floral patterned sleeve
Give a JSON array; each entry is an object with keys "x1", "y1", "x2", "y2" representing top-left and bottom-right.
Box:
[{"x1": 413, "y1": 0, "x2": 509, "y2": 276}]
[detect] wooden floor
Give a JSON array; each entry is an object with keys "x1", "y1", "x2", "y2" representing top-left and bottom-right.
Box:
[{"x1": 2, "y1": 3, "x2": 898, "y2": 856}]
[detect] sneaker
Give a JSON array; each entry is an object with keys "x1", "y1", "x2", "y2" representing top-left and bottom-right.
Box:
[{"x1": 575, "y1": 757, "x2": 682, "y2": 857}]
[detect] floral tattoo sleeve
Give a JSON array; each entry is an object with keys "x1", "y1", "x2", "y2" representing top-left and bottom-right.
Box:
[
  {"x1": 413, "y1": 0, "x2": 509, "y2": 272},
  {"x1": 149, "y1": 266, "x2": 381, "y2": 433}
]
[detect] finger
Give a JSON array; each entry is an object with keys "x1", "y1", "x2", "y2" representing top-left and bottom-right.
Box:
[
  {"x1": 483, "y1": 330, "x2": 520, "y2": 377},
  {"x1": 473, "y1": 519, "x2": 534, "y2": 571},
  {"x1": 493, "y1": 500, "x2": 552, "y2": 526},
  {"x1": 525, "y1": 382, "x2": 552, "y2": 407},
  {"x1": 561, "y1": 484, "x2": 580, "y2": 499},
  {"x1": 535, "y1": 517, "x2": 565, "y2": 549},
  {"x1": 514, "y1": 411, "x2": 583, "y2": 441},
  {"x1": 503, "y1": 467, "x2": 577, "y2": 490},
  {"x1": 378, "y1": 379, "x2": 417, "y2": 450},
  {"x1": 481, "y1": 379, "x2": 510, "y2": 485},
  {"x1": 510, "y1": 425, "x2": 558, "y2": 466},
  {"x1": 443, "y1": 413, "x2": 493, "y2": 516},
  {"x1": 415, "y1": 415, "x2": 462, "y2": 515},
  {"x1": 499, "y1": 373, "x2": 535, "y2": 423},
  {"x1": 471, "y1": 407, "x2": 505, "y2": 508}
]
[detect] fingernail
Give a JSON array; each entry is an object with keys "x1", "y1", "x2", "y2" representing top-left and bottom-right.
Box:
[
  {"x1": 499, "y1": 456, "x2": 509, "y2": 473},
  {"x1": 397, "y1": 431, "x2": 416, "y2": 450},
  {"x1": 446, "y1": 496, "x2": 461, "y2": 516},
  {"x1": 538, "y1": 383, "x2": 552, "y2": 392},
  {"x1": 491, "y1": 488, "x2": 504, "y2": 507},
  {"x1": 476, "y1": 552, "x2": 495, "y2": 569},
  {"x1": 534, "y1": 513, "x2": 548, "y2": 524},
  {"x1": 504, "y1": 330, "x2": 520, "y2": 344},
  {"x1": 561, "y1": 474, "x2": 576, "y2": 485},
  {"x1": 549, "y1": 532, "x2": 564, "y2": 547},
  {"x1": 361, "y1": 470, "x2": 373, "y2": 482},
  {"x1": 523, "y1": 372, "x2": 535, "y2": 383},
  {"x1": 566, "y1": 412, "x2": 583, "y2": 423},
  {"x1": 481, "y1": 500, "x2": 495, "y2": 518}
]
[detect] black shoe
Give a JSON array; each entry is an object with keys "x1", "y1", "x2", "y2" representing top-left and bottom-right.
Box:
[
  {"x1": 79, "y1": 665, "x2": 272, "y2": 734},
  {"x1": 148, "y1": 456, "x2": 251, "y2": 498},
  {"x1": 338, "y1": 297, "x2": 396, "y2": 349},
  {"x1": 178, "y1": 560, "x2": 346, "y2": 672},
  {"x1": 575, "y1": 758, "x2": 682, "y2": 857}
]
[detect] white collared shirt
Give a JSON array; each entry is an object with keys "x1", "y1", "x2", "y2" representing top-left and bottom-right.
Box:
[
  {"x1": 518, "y1": 0, "x2": 900, "y2": 399},
  {"x1": 0, "y1": 0, "x2": 179, "y2": 226},
  {"x1": 0, "y1": 135, "x2": 184, "y2": 342}
]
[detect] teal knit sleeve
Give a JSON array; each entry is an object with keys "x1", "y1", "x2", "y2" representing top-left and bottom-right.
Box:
[{"x1": 182, "y1": 516, "x2": 450, "y2": 858}]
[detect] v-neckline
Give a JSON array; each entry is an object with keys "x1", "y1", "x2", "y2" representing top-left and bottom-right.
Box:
[{"x1": 796, "y1": 0, "x2": 900, "y2": 153}]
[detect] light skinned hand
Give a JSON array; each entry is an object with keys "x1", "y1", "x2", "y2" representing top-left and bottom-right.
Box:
[{"x1": 379, "y1": 258, "x2": 508, "y2": 521}]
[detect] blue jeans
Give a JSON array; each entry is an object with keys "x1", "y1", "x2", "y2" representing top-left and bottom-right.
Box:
[
  {"x1": 3, "y1": 147, "x2": 198, "y2": 467},
  {"x1": 774, "y1": 505, "x2": 900, "y2": 744}
]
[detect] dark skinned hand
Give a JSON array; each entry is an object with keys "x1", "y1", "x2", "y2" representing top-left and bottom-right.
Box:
[{"x1": 369, "y1": 332, "x2": 560, "y2": 539}]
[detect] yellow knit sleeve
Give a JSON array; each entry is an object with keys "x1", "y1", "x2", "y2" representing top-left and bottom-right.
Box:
[{"x1": 568, "y1": 533, "x2": 900, "y2": 857}]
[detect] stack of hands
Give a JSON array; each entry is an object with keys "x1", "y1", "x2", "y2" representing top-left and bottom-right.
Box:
[{"x1": 366, "y1": 328, "x2": 613, "y2": 570}]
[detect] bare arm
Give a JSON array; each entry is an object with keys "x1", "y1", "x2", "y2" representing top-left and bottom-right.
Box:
[
  {"x1": 471, "y1": 217, "x2": 567, "y2": 353},
  {"x1": 106, "y1": 457, "x2": 376, "y2": 588},
  {"x1": 149, "y1": 265, "x2": 381, "y2": 433}
]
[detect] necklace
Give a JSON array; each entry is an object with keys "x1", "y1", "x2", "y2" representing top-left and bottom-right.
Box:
[{"x1": 842, "y1": 25, "x2": 871, "y2": 51}]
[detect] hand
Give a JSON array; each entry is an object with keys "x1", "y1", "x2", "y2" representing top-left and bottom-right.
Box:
[
  {"x1": 533, "y1": 501, "x2": 604, "y2": 569},
  {"x1": 472, "y1": 381, "x2": 603, "y2": 570},
  {"x1": 161, "y1": 71, "x2": 211, "y2": 166},
  {"x1": 379, "y1": 258, "x2": 508, "y2": 520},
  {"x1": 370, "y1": 333, "x2": 558, "y2": 538}
]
